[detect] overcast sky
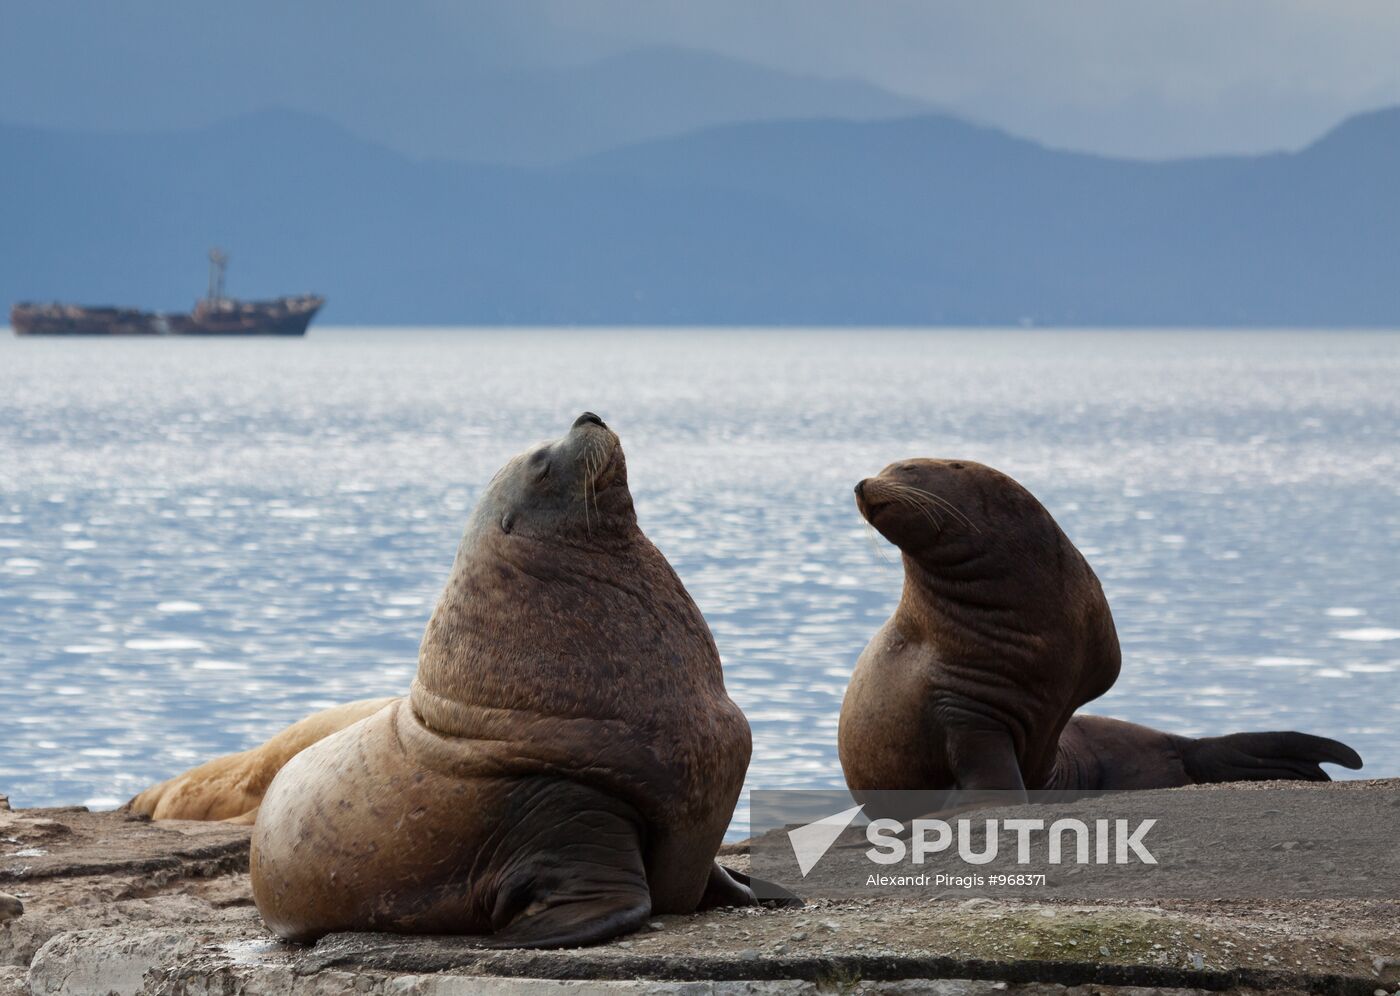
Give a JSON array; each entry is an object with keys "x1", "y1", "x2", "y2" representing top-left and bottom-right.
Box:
[
  {"x1": 5, "y1": 1, "x2": 1400, "y2": 158},
  {"x1": 533, "y1": 0, "x2": 1400, "y2": 157}
]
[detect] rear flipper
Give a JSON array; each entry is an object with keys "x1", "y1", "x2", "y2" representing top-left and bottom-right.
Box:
[
  {"x1": 1179, "y1": 731, "x2": 1363, "y2": 784},
  {"x1": 697, "y1": 862, "x2": 804, "y2": 910},
  {"x1": 1054, "y1": 715, "x2": 1363, "y2": 790}
]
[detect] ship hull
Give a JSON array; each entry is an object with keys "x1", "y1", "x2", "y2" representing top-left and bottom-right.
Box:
[
  {"x1": 176, "y1": 296, "x2": 323, "y2": 336},
  {"x1": 9, "y1": 307, "x2": 166, "y2": 336},
  {"x1": 11, "y1": 296, "x2": 324, "y2": 337}
]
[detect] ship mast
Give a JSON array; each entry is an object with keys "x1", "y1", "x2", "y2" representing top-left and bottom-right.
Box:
[{"x1": 206, "y1": 248, "x2": 228, "y2": 305}]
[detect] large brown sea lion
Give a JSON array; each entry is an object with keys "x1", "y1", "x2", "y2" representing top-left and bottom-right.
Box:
[
  {"x1": 840, "y1": 458, "x2": 1362, "y2": 797},
  {"x1": 125, "y1": 698, "x2": 396, "y2": 823},
  {"x1": 251, "y1": 413, "x2": 785, "y2": 947}
]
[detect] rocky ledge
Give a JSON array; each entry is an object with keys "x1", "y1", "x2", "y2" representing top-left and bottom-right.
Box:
[{"x1": 2, "y1": 786, "x2": 1399, "y2": 996}]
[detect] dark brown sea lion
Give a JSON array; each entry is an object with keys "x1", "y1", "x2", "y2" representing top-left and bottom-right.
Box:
[
  {"x1": 839, "y1": 459, "x2": 1362, "y2": 798},
  {"x1": 252, "y1": 413, "x2": 786, "y2": 947},
  {"x1": 125, "y1": 697, "x2": 396, "y2": 823}
]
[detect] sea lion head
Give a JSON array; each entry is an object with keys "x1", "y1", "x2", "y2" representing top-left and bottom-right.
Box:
[
  {"x1": 854, "y1": 458, "x2": 1061, "y2": 570},
  {"x1": 854, "y1": 457, "x2": 1117, "y2": 690},
  {"x1": 465, "y1": 411, "x2": 634, "y2": 550},
  {"x1": 415, "y1": 411, "x2": 737, "y2": 763}
]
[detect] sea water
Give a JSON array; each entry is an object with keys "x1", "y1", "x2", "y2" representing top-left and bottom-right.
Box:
[{"x1": 1, "y1": 328, "x2": 1396, "y2": 835}]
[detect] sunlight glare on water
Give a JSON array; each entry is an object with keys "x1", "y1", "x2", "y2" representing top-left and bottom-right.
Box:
[{"x1": 1, "y1": 328, "x2": 1397, "y2": 835}]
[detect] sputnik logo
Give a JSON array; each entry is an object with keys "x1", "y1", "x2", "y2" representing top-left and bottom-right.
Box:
[{"x1": 787, "y1": 804, "x2": 864, "y2": 876}]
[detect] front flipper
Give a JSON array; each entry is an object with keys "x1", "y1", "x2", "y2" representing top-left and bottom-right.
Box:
[
  {"x1": 1181, "y1": 731, "x2": 1363, "y2": 784},
  {"x1": 485, "y1": 802, "x2": 653, "y2": 949},
  {"x1": 696, "y1": 862, "x2": 804, "y2": 910},
  {"x1": 486, "y1": 888, "x2": 651, "y2": 949},
  {"x1": 937, "y1": 699, "x2": 1028, "y2": 801},
  {"x1": 486, "y1": 860, "x2": 652, "y2": 949}
]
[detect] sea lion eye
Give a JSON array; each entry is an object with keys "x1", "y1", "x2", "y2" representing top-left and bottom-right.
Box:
[
  {"x1": 534, "y1": 461, "x2": 551, "y2": 483},
  {"x1": 500, "y1": 512, "x2": 514, "y2": 534}
]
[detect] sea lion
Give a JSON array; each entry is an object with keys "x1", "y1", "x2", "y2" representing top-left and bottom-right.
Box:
[
  {"x1": 125, "y1": 697, "x2": 396, "y2": 823},
  {"x1": 251, "y1": 413, "x2": 783, "y2": 947},
  {"x1": 840, "y1": 458, "x2": 1363, "y2": 798}
]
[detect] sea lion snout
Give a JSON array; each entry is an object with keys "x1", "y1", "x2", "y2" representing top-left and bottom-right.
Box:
[
  {"x1": 572, "y1": 411, "x2": 607, "y2": 430},
  {"x1": 855, "y1": 461, "x2": 994, "y2": 559},
  {"x1": 853, "y1": 477, "x2": 888, "y2": 520},
  {"x1": 852, "y1": 474, "x2": 907, "y2": 526}
]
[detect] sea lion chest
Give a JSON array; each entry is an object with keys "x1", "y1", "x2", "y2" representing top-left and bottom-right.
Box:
[{"x1": 839, "y1": 578, "x2": 1119, "y2": 792}]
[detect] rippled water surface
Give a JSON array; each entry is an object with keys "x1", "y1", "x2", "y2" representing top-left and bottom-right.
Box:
[{"x1": 1, "y1": 328, "x2": 1397, "y2": 835}]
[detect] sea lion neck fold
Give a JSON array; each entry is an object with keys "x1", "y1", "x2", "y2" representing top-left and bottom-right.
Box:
[
  {"x1": 411, "y1": 419, "x2": 721, "y2": 740},
  {"x1": 446, "y1": 416, "x2": 723, "y2": 743},
  {"x1": 892, "y1": 550, "x2": 1029, "y2": 640},
  {"x1": 859, "y1": 460, "x2": 1074, "y2": 645},
  {"x1": 410, "y1": 523, "x2": 721, "y2": 738}
]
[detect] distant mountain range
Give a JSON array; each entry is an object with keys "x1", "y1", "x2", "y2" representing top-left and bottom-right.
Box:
[
  {"x1": 360, "y1": 47, "x2": 935, "y2": 165},
  {"x1": 0, "y1": 17, "x2": 935, "y2": 167},
  {"x1": 4, "y1": 105, "x2": 1398, "y2": 326}
]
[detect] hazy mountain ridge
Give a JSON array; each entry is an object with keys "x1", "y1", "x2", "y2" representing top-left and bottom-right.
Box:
[
  {"x1": 0, "y1": 23, "x2": 935, "y2": 167},
  {"x1": 403, "y1": 46, "x2": 936, "y2": 164},
  {"x1": 3, "y1": 106, "x2": 1397, "y2": 325}
]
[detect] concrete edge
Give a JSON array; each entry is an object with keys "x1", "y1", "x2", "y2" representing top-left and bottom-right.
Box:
[{"x1": 299, "y1": 937, "x2": 1383, "y2": 995}]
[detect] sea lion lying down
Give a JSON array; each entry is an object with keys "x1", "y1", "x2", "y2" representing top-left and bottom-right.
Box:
[
  {"x1": 125, "y1": 698, "x2": 395, "y2": 824},
  {"x1": 247, "y1": 413, "x2": 793, "y2": 946},
  {"x1": 840, "y1": 458, "x2": 1362, "y2": 797}
]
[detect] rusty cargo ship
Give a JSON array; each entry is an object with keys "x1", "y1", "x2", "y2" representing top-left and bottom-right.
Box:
[{"x1": 10, "y1": 250, "x2": 323, "y2": 337}]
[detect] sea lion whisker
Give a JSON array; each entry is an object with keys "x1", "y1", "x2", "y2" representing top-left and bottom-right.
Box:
[
  {"x1": 582, "y1": 454, "x2": 597, "y2": 535},
  {"x1": 587, "y1": 441, "x2": 604, "y2": 521},
  {"x1": 882, "y1": 484, "x2": 946, "y2": 529},
  {"x1": 577, "y1": 447, "x2": 596, "y2": 534},
  {"x1": 892, "y1": 491, "x2": 944, "y2": 533},
  {"x1": 893, "y1": 492, "x2": 941, "y2": 528},
  {"x1": 863, "y1": 521, "x2": 894, "y2": 562},
  {"x1": 879, "y1": 489, "x2": 941, "y2": 535},
  {"x1": 907, "y1": 489, "x2": 977, "y2": 532},
  {"x1": 890, "y1": 483, "x2": 980, "y2": 533}
]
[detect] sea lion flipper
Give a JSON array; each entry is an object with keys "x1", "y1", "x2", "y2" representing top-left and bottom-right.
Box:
[
  {"x1": 485, "y1": 815, "x2": 654, "y2": 949},
  {"x1": 485, "y1": 883, "x2": 652, "y2": 949},
  {"x1": 223, "y1": 805, "x2": 259, "y2": 826},
  {"x1": 1181, "y1": 731, "x2": 1364, "y2": 784},
  {"x1": 940, "y1": 707, "x2": 1028, "y2": 799},
  {"x1": 697, "y1": 863, "x2": 804, "y2": 910}
]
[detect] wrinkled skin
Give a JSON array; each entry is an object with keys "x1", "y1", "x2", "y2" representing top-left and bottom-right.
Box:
[
  {"x1": 252, "y1": 414, "x2": 776, "y2": 947},
  {"x1": 840, "y1": 459, "x2": 1362, "y2": 801}
]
